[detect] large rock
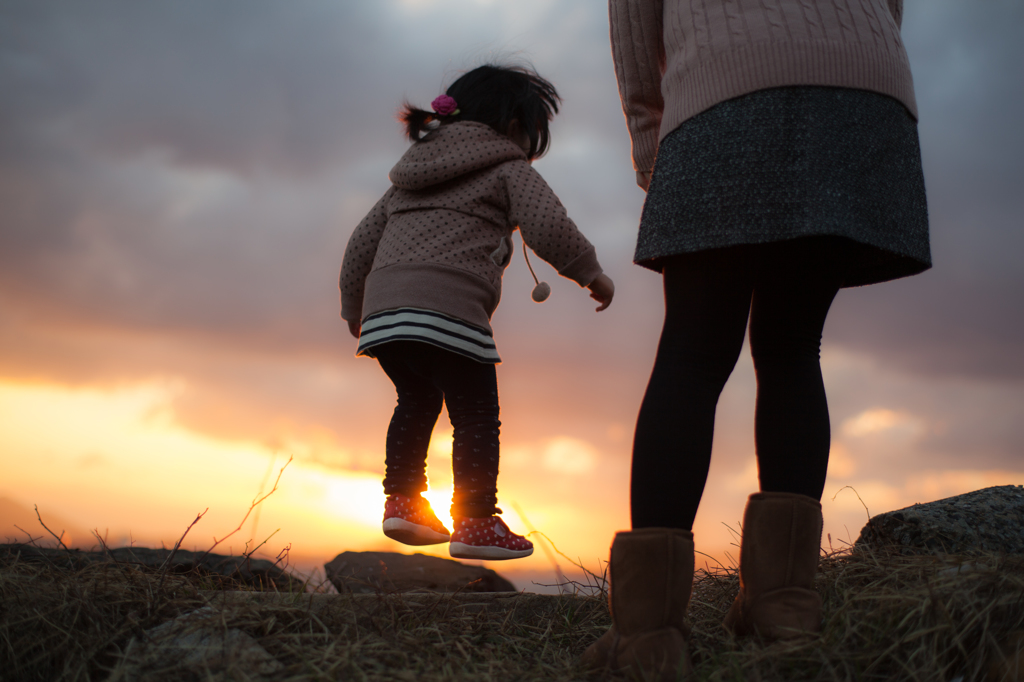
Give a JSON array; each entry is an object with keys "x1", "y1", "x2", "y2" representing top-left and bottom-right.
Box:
[
  {"x1": 117, "y1": 606, "x2": 283, "y2": 682},
  {"x1": 855, "y1": 485, "x2": 1024, "y2": 555},
  {"x1": 0, "y1": 544, "x2": 304, "y2": 591},
  {"x1": 325, "y1": 551, "x2": 516, "y2": 594}
]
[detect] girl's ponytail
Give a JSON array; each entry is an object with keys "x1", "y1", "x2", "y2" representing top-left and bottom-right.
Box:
[
  {"x1": 399, "y1": 104, "x2": 437, "y2": 142},
  {"x1": 398, "y1": 65, "x2": 561, "y2": 159}
]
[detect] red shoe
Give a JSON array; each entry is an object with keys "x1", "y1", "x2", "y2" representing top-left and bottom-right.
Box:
[
  {"x1": 382, "y1": 494, "x2": 451, "y2": 546},
  {"x1": 449, "y1": 515, "x2": 533, "y2": 560}
]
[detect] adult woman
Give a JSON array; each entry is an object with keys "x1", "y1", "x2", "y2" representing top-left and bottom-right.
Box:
[{"x1": 585, "y1": 1, "x2": 930, "y2": 678}]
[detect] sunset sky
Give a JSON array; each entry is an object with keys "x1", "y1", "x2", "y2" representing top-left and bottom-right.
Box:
[{"x1": 2, "y1": 0, "x2": 1022, "y2": 591}]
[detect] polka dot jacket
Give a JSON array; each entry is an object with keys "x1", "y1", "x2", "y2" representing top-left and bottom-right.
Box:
[{"x1": 339, "y1": 121, "x2": 603, "y2": 333}]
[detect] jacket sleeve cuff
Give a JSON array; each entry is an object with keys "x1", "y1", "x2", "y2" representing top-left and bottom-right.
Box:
[
  {"x1": 340, "y1": 295, "x2": 362, "y2": 323},
  {"x1": 557, "y1": 245, "x2": 603, "y2": 287}
]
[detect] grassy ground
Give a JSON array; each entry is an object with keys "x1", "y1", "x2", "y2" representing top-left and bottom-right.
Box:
[{"x1": 2, "y1": 545, "x2": 1023, "y2": 681}]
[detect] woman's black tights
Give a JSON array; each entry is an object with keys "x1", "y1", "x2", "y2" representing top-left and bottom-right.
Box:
[{"x1": 631, "y1": 237, "x2": 850, "y2": 530}]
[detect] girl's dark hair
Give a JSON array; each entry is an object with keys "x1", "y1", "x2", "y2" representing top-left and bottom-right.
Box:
[{"x1": 399, "y1": 64, "x2": 561, "y2": 160}]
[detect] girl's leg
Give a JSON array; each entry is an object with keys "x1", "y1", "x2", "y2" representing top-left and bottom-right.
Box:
[
  {"x1": 427, "y1": 351, "x2": 501, "y2": 518},
  {"x1": 748, "y1": 237, "x2": 849, "y2": 499},
  {"x1": 631, "y1": 248, "x2": 755, "y2": 531},
  {"x1": 409, "y1": 347, "x2": 531, "y2": 560},
  {"x1": 374, "y1": 342, "x2": 444, "y2": 497}
]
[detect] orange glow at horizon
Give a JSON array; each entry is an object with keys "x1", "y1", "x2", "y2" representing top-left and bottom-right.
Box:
[
  {"x1": 3, "y1": 378, "x2": 1022, "y2": 589},
  {"x1": 0, "y1": 379, "x2": 628, "y2": 580}
]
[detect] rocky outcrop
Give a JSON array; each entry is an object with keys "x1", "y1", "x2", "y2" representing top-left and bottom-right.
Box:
[
  {"x1": 855, "y1": 485, "x2": 1024, "y2": 556},
  {"x1": 325, "y1": 551, "x2": 516, "y2": 594},
  {"x1": 116, "y1": 606, "x2": 283, "y2": 682},
  {"x1": 0, "y1": 543, "x2": 303, "y2": 591}
]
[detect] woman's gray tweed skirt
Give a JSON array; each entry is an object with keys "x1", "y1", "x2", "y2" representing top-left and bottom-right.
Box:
[{"x1": 636, "y1": 86, "x2": 931, "y2": 287}]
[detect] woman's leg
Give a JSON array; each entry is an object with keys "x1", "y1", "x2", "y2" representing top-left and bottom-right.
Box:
[
  {"x1": 374, "y1": 342, "x2": 445, "y2": 497},
  {"x1": 748, "y1": 237, "x2": 849, "y2": 499},
  {"x1": 631, "y1": 248, "x2": 755, "y2": 530},
  {"x1": 725, "y1": 238, "x2": 849, "y2": 639}
]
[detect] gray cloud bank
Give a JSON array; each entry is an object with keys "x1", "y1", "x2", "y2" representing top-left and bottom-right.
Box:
[
  {"x1": 0, "y1": 1, "x2": 1021, "y2": 472},
  {"x1": 828, "y1": 0, "x2": 1024, "y2": 380}
]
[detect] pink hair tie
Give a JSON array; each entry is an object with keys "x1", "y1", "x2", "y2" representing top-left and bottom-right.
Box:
[{"x1": 431, "y1": 94, "x2": 460, "y2": 117}]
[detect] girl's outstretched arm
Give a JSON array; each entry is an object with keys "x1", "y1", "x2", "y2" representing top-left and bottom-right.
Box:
[{"x1": 503, "y1": 161, "x2": 604, "y2": 295}]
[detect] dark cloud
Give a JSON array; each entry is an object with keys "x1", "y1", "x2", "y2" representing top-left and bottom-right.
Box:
[
  {"x1": 0, "y1": 148, "x2": 345, "y2": 348},
  {"x1": 0, "y1": 0, "x2": 654, "y2": 472},
  {"x1": 820, "y1": 345, "x2": 1024, "y2": 475},
  {"x1": 827, "y1": 0, "x2": 1024, "y2": 380},
  {"x1": 0, "y1": 0, "x2": 1021, "y2": 476},
  {"x1": 0, "y1": 0, "x2": 627, "y2": 350},
  {"x1": 1, "y1": 2, "x2": 412, "y2": 356},
  {"x1": 0, "y1": 1, "x2": 413, "y2": 176},
  {"x1": 0, "y1": 1, "x2": 619, "y2": 178}
]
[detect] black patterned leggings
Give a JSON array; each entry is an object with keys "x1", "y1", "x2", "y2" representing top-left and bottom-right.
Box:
[
  {"x1": 374, "y1": 341, "x2": 500, "y2": 518},
  {"x1": 631, "y1": 237, "x2": 852, "y2": 530}
]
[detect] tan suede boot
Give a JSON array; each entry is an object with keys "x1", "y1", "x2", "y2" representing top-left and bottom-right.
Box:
[
  {"x1": 723, "y1": 491, "x2": 823, "y2": 639},
  {"x1": 581, "y1": 528, "x2": 694, "y2": 681}
]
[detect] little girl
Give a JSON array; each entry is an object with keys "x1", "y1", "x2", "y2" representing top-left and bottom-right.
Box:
[{"x1": 339, "y1": 64, "x2": 614, "y2": 561}]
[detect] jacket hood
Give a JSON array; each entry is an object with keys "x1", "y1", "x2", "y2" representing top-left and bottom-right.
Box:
[{"x1": 389, "y1": 121, "x2": 526, "y2": 191}]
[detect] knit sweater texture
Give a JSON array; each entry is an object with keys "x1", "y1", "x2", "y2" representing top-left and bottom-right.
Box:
[
  {"x1": 340, "y1": 121, "x2": 603, "y2": 332},
  {"x1": 609, "y1": 0, "x2": 917, "y2": 174}
]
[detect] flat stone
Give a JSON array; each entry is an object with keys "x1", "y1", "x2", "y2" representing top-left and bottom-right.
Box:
[
  {"x1": 0, "y1": 543, "x2": 303, "y2": 591},
  {"x1": 854, "y1": 485, "x2": 1024, "y2": 556},
  {"x1": 117, "y1": 606, "x2": 283, "y2": 681},
  {"x1": 325, "y1": 550, "x2": 516, "y2": 594}
]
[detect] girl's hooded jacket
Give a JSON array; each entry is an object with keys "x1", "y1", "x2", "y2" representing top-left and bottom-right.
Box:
[{"x1": 340, "y1": 121, "x2": 603, "y2": 333}]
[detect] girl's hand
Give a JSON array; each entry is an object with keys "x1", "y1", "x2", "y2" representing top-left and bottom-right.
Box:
[
  {"x1": 587, "y1": 273, "x2": 615, "y2": 312},
  {"x1": 347, "y1": 319, "x2": 361, "y2": 338}
]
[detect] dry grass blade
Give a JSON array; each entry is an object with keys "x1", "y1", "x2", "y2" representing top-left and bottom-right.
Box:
[
  {"x1": 0, "y1": 548, "x2": 206, "y2": 682},
  {"x1": 154, "y1": 508, "x2": 207, "y2": 595},
  {"x1": 3, "y1": 531, "x2": 1024, "y2": 681},
  {"x1": 197, "y1": 455, "x2": 292, "y2": 566},
  {"x1": 33, "y1": 505, "x2": 72, "y2": 552},
  {"x1": 687, "y1": 549, "x2": 1024, "y2": 681}
]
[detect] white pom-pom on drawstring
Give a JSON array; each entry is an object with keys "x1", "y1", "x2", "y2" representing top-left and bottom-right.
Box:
[{"x1": 521, "y1": 234, "x2": 550, "y2": 303}]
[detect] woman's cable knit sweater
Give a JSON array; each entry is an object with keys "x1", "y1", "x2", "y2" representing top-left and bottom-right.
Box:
[
  {"x1": 340, "y1": 121, "x2": 603, "y2": 333},
  {"x1": 610, "y1": 0, "x2": 917, "y2": 174}
]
